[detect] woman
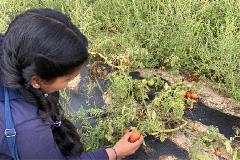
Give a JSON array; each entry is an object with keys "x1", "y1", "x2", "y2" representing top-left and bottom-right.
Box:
[{"x1": 0, "y1": 8, "x2": 143, "y2": 159}]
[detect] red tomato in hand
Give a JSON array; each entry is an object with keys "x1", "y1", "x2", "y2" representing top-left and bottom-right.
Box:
[{"x1": 128, "y1": 131, "x2": 141, "y2": 143}]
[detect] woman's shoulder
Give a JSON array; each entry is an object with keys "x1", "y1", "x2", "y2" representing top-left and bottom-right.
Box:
[
  {"x1": 0, "y1": 84, "x2": 46, "y2": 127},
  {"x1": 0, "y1": 98, "x2": 39, "y2": 126}
]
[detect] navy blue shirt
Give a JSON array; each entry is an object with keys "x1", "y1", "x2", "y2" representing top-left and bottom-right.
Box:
[{"x1": 0, "y1": 35, "x2": 108, "y2": 159}]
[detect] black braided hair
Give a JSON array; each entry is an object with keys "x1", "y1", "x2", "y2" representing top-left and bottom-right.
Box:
[{"x1": 0, "y1": 8, "x2": 88, "y2": 156}]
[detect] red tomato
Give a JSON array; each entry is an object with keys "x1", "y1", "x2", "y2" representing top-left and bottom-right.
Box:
[
  {"x1": 128, "y1": 131, "x2": 141, "y2": 143},
  {"x1": 190, "y1": 93, "x2": 198, "y2": 100},
  {"x1": 214, "y1": 149, "x2": 221, "y2": 157},
  {"x1": 184, "y1": 92, "x2": 191, "y2": 99},
  {"x1": 184, "y1": 92, "x2": 199, "y2": 100}
]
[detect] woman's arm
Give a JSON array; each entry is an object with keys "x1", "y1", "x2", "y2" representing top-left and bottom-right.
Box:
[
  {"x1": 11, "y1": 100, "x2": 143, "y2": 160},
  {"x1": 15, "y1": 117, "x2": 109, "y2": 160},
  {"x1": 6, "y1": 99, "x2": 107, "y2": 160}
]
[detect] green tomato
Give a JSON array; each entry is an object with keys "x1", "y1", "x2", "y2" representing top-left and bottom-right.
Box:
[
  {"x1": 147, "y1": 79, "x2": 155, "y2": 86},
  {"x1": 153, "y1": 98, "x2": 160, "y2": 106},
  {"x1": 141, "y1": 79, "x2": 148, "y2": 85}
]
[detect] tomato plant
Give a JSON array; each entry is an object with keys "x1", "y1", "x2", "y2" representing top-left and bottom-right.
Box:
[{"x1": 63, "y1": 54, "x2": 199, "y2": 151}]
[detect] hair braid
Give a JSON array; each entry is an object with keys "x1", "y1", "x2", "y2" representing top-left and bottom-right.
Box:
[{"x1": 0, "y1": 8, "x2": 87, "y2": 156}]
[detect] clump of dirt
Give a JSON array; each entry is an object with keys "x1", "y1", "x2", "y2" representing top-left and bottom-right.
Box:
[{"x1": 87, "y1": 61, "x2": 109, "y2": 80}]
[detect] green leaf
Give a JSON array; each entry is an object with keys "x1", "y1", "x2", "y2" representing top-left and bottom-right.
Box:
[
  {"x1": 152, "y1": 110, "x2": 156, "y2": 120},
  {"x1": 159, "y1": 133, "x2": 166, "y2": 142},
  {"x1": 225, "y1": 140, "x2": 233, "y2": 154}
]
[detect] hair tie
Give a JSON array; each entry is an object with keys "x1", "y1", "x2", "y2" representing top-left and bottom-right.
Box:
[
  {"x1": 44, "y1": 93, "x2": 48, "y2": 97},
  {"x1": 53, "y1": 121, "x2": 62, "y2": 127}
]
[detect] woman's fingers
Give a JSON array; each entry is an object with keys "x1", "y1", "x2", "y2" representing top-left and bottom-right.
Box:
[
  {"x1": 129, "y1": 135, "x2": 144, "y2": 154},
  {"x1": 122, "y1": 131, "x2": 144, "y2": 145},
  {"x1": 132, "y1": 135, "x2": 144, "y2": 148},
  {"x1": 122, "y1": 131, "x2": 132, "y2": 141},
  {"x1": 113, "y1": 134, "x2": 144, "y2": 158}
]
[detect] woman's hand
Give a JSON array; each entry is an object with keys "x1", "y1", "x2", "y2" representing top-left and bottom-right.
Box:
[{"x1": 106, "y1": 132, "x2": 144, "y2": 160}]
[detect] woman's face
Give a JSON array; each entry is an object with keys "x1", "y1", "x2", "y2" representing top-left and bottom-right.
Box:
[{"x1": 36, "y1": 65, "x2": 82, "y2": 93}]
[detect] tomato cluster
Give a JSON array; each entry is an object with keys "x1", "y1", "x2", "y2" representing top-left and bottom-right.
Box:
[{"x1": 184, "y1": 91, "x2": 199, "y2": 100}]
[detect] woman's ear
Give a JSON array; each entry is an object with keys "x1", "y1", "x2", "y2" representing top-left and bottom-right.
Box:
[{"x1": 31, "y1": 75, "x2": 42, "y2": 89}]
